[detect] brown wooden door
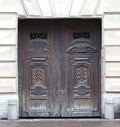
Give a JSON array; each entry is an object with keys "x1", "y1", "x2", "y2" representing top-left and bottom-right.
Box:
[{"x1": 19, "y1": 19, "x2": 101, "y2": 117}]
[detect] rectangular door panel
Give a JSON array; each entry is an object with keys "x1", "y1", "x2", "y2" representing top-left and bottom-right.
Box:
[
  {"x1": 61, "y1": 20, "x2": 101, "y2": 117},
  {"x1": 19, "y1": 20, "x2": 59, "y2": 117}
]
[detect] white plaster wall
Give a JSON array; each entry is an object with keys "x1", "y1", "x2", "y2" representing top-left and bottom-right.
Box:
[
  {"x1": 0, "y1": 0, "x2": 120, "y2": 119},
  {"x1": 0, "y1": 13, "x2": 18, "y2": 118},
  {"x1": 102, "y1": 14, "x2": 120, "y2": 118},
  {"x1": 0, "y1": 95, "x2": 18, "y2": 118}
]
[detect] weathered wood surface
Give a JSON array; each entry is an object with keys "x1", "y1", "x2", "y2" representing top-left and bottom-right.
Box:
[{"x1": 19, "y1": 19, "x2": 101, "y2": 117}]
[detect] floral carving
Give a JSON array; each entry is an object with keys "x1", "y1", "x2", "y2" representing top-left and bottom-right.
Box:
[
  {"x1": 32, "y1": 66, "x2": 45, "y2": 84},
  {"x1": 76, "y1": 66, "x2": 88, "y2": 85}
]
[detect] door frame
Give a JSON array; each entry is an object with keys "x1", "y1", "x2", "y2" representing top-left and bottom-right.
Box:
[{"x1": 18, "y1": 18, "x2": 102, "y2": 118}]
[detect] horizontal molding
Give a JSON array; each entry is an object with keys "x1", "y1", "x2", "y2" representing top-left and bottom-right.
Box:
[
  {"x1": 20, "y1": 15, "x2": 102, "y2": 18},
  {"x1": 0, "y1": 87, "x2": 16, "y2": 93},
  {"x1": 105, "y1": 76, "x2": 120, "y2": 78},
  {"x1": 104, "y1": 28, "x2": 120, "y2": 31},
  {"x1": 0, "y1": 12, "x2": 17, "y2": 14},
  {"x1": 0, "y1": 0, "x2": 120, "y2": 18},
  {"x1": 105, "y1": 61, "x2": 120, "y2": 63},
  {"x1": 0, "y1": 44, "x2": 16, "y2": 46},
  {"x1": 106, "y1": 91, "x2": 120, "y2": 93},
  {"x1": 104, "y1": 45, "x2": 120, "y2": 47},
  {"x1": 0, "y1": 76, "x2": 16, "y2": 78},
  {"x1": 0, "y1": 28, "x2": 16, "y2": 30},
  {"x1": 104, "y1": 12, "x2": 120, "y2": 14},
  {"x1": 0, "y1": 60, "x2": 16, "y2": 63},
  {"x1": 0, "y1": 77, "x2": 16, "y2": 79},
  {"x1": 0, "y1": 59, "x2": 16, "y2": 62},
  {"x1": 78, "y1": 15, "x2": 102, "y2": 18}
]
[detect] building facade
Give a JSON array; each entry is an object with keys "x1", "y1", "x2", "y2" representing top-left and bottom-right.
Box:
[{"x1": 0, "y1": 0, "x2": 120, "y2": 119}]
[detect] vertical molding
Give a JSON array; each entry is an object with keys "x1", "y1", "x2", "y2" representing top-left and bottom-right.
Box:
[
  {"x1": 94, "y1": 0, "x2": 102, "y2": 15},
  {"x1": 49, "y1": 0, "x2": 56, "y2": 17},
  {"x1": 69, "y1": 0, "x2": 84, "y2": 17},
  {"x1": 66, "y1": 0, "x2": 73, "y2": 17},
  {"x1": 20, "y1": 0, "x2": 28, "y2": 16},
  {"x1": 79, "y1": 0, "x2": 87, "y2": 16},
  {"x1": 102, "y1": 14, "x2": 106, "y2": 93},
  {"x1": 36, "y1": 0, "x2": 43, "y2": 16},
  {"x1": 16, "y1": 15, "x2": 18, "y2": 94},
  {"x1": 101, "y1": 17, "x2": 106, "y2": 119}
]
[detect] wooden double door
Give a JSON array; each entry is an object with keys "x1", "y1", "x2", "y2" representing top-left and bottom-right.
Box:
[{"x1": 19, "y1": 19, "x2": 101, "y2": 117}]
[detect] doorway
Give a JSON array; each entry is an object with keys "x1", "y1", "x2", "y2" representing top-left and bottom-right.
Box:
[{"x1": 18, "y1": 19, "x2": 101, "y2": 117}]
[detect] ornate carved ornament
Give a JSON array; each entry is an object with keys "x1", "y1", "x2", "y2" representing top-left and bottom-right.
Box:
[
  {"x1": 67, "y1": 42, "x2": 97, "y2": 53},
  {"x1": 74, "y1": 85, "x2": 91, "y2": 96},
  {"x1": 73, "y1": 32, "x2": 90, "y2": 39},
  {"x1": 30, "y1": 32, "x2": 48, "y2": 40},
  {"x1": 29, "y1": 32, "x2": 49, "y2": 46},
  {"x1": 30, "y1": 64, "x2": 48, "y2": 96},
  {"x1": 73, "y1": 64, "x2": 91, "y2": 96}
]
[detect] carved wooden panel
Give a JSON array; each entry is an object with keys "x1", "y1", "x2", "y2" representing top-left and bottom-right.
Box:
[
  {"x1": 73, "y1": 63, "x2": 91, "y2": 98},
  {"x1": 66, "y1": 38, "x2": 97, "y2": 113},
  {"x1": 67, "y1": 40, "x2": 97, "y2": 53},
  {"x1": 73, "y1": 99, "x2": 91, "y2": 110},
  {"x1": 32, "y1": 65, "x2": 46, "y2": 85},
  {"x1": 61, "y1": 19, "x2": 101, "y2": 117},
  {"x1": 29, "y1": 99, "x2": 47, "y2": 110},
  {"x1": 19, "y1": 20, "x2": 56, "y2": 117},
  {"x1": 30, "y1": 62, "x2": 48, "y2": 96},
  {"x1": 75, "y1": 65, "x2": 88, "y2": 85}
]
